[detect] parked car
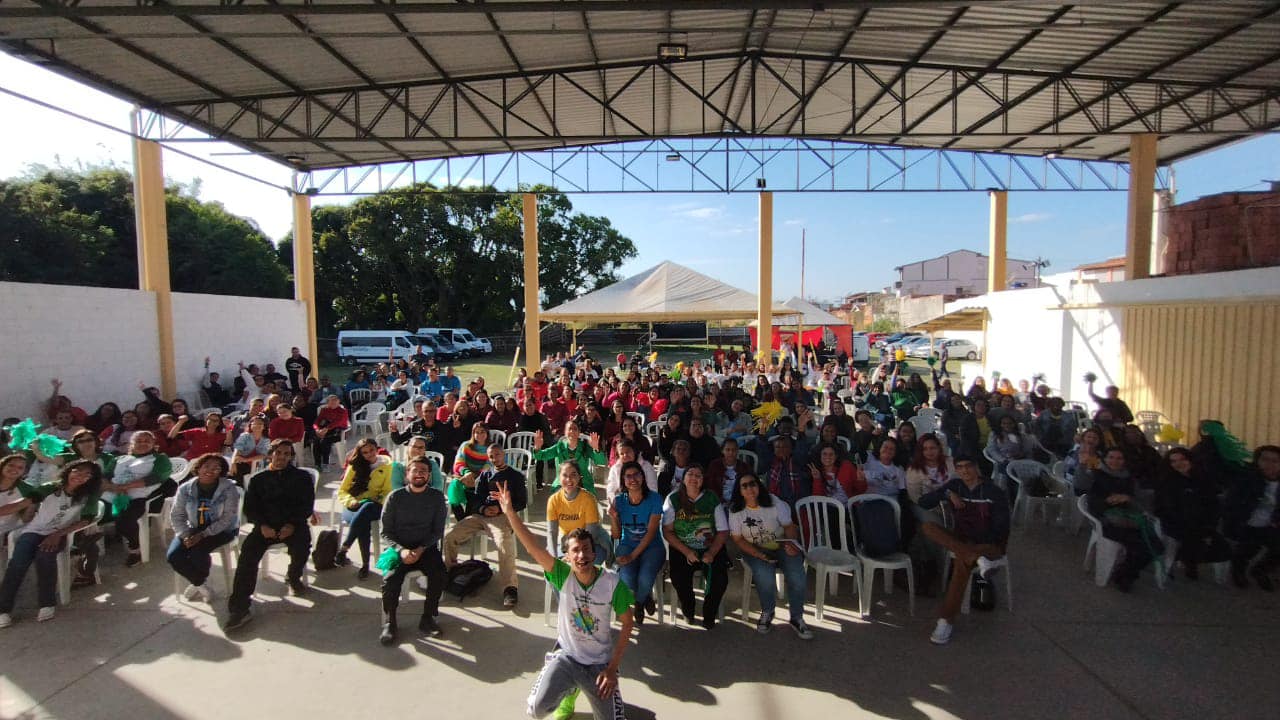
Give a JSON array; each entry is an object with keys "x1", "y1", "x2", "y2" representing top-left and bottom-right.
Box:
[
  {"x1": 337, "y1": 330, "x2": 425, "y2": 365},
  {"x1": 877, "y1": 331, "x2": 923, "y2": 349},
  {"x1": 897, "y1": 336, "x2": 932, "y2": 355},
  {"x1": 940, "y1": 338, "x2": 982, "y2": 361},
  {"x1": 476, "y1": 337, "x2": 493, "y2": 355},
  {"x1": 416, "y1": 333, "x2": 459, "y2": 361}
]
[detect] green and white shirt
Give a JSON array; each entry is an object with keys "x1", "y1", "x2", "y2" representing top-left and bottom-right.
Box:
[
  {"x1": 545, "y1": 559, "x2": 635, "y2": 666},
  {"x1": 661, "y1": 491, "x2": 727, "y2": 551}
]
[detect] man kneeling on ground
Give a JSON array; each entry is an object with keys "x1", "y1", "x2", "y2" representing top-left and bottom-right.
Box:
[
  {"x1": 916, "y1": 454, "x2": 1010, "y2": 645},
  {"x1": 496, "y1": 483, "x2": 634, "y2": 720}
]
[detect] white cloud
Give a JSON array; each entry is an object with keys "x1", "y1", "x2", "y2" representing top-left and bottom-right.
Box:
[
  {"x1": 784, "y1": 218, "x2": 805, "y2": 226},
  {"x1": 1011, "y1": 212, "x2": 1053, "y2": 224},
  {"x1": 678, "y1": 205, "x2": 724, "y2": 220}
]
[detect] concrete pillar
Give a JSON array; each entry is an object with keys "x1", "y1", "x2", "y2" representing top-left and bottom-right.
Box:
[
  {"x1": 131, "y1": 136, "x2": 176, "y2": 398},
  {"x1": 757, "y1": 191, "x2": 773, "y2": 364},
  {"x1": 1125, "y1": 133, "x2": 1158, "y2": 280},
  {"x1": 292, "y1": 193, "x2": 320, "y2": 373},
  {"x1": 522, "y1": 193, "x2": 541, "y2": 374},
  {"x1": 987, "y1": 190, "x2": 1008, "y2": 293}
]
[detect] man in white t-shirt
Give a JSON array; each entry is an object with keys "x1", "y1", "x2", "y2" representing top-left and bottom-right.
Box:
[{"x1": 496, "y1": 483, "x2": 634, "y2": 720}]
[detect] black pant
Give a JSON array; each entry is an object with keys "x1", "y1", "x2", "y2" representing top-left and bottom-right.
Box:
[
  {"x1": 167, "y1": 531, "x2": 236, "y2": 586},
  {"x1": 116, "y1": 498, "x2": 148, "y2": 552},
  {"x1": 228, "y1": 526, "x2": 312, "y2": 614},
  {"x1": 1104, "y1": 526, "x2": 1162, "y2": 584},
  {"x1": 667, "y1": 548, "x2": 729, "y2": 623},
  {"x1": 1233, "y1": 525, "x2": 1280, "y2": 572},
  {"x1": 314, "y1": 433, "x2": 341, "y2": 465},
  {"x1": 380, "y1": 546, "x2": 447, "y2": 622}
]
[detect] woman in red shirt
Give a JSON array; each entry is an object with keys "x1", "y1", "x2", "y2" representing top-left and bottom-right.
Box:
[
  {"x1": 175, "y1": 412, "x2": 232, "y2": 460},
  {"x1": 269, "y1": 402, "x2": 306, "y2": 443},
  {"x1": 313, "y1": 395, "x2": 350, "y2": 467}
]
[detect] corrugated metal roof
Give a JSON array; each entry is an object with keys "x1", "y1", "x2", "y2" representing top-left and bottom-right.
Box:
[{"x1": 1, "y1": 0, "x2": 1276, "y2": 170}]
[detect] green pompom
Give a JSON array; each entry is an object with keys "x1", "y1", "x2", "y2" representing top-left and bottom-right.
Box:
[
  {"x1": 5, "y1": 418, "x2": 40, "y2": 452},
  {"x1": 32, "y1": 434, "x2": 70, "y2": 457}
]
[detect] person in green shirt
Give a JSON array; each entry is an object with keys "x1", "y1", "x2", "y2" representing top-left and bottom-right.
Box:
[
  {"x1": 661, "y1": 465, "x2": 730, "y2": 629},
  {"x1": 532, "y1": 420, "x2": 606, "y2": 495},
  {"x1": 496, "y1": 480, "x2": 633, "y2": 720}
]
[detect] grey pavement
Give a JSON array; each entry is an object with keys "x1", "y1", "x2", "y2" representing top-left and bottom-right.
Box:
[{"x1": 3, "y1": 473, "x2": 1277, "y2": 720}]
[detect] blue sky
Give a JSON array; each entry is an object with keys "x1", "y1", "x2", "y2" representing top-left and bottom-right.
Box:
[{"x1": 2, "y1": 52, "x2": 1276, "y2": 302}]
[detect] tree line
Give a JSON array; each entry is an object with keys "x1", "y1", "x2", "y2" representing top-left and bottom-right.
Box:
[{"x1": 0, "y1": 166, "x2": 636, "y2": 335}]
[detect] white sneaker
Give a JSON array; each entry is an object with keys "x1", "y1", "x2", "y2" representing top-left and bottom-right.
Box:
[
  {"x1": 930, "y1": 619, "x2": 953, "y2": 645},
  {"x1": 37, "y1": 606, "x2": 56, "y2": 623},
  {"x1": 0, "y1": 612, "x2": 12, "y2": 628},
  {"x1": 196, "y1": 585, "x2": 214, "y2": 603},
  {"x1": 182, "y1": 583, "x2": 201, "y2": 601},
  {"x1": 976, "y1": 556, "x2": 1003, "y2": 580}
]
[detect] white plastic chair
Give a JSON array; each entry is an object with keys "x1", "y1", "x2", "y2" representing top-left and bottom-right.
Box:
[
  {"x1": 352, "y1": 402, "x2": 387, "y2": 437},
  {"x1": 942, "y1": 551, "x2": 1013, "y2": 614},
  {"x1": 1158, "y1": 534, "x2": 1229, "y2": 585},
  {"x1": 626, "y1": 412, "x2": 647, "y2": 428},
  {"x1": 1078, "y1": 495, "x2": 1166, "y2": 590},
  {"x1": 506, "y1": 431, "x2": 536, "y2": 453},
  {"x1": 1006, "y1": 459, "x2": 1062, "y2": 526},
  {"x1": 835, "y1": 436, "x2": 853, "y2": 456},
  {"x1": 738, "y1": 449, "x2": 760, "y2": 473},
  {"x1": 347, "y1": 388, "x2": 372, "y2": 407},
  {"x1": 138, "y1": 457, "x2": 191, "y2": 563},
  {"x1": 847, "y1": 494, "x2": 914, "y2": 617},
  {"x1": 644, "y1": 421, "x2": 663, "y2": 444},
  {"x1": 487, "y1": 429, "x2": 507, "y2": 449},
  {"x1": 329, "y1": 493, "x2": 382, "y2": 561},
  {"x1": 424, "y1": 451, "x2": 445, "y2": 473},
  {"x1": 506, "y1": 448, "x2": 534, "y2": 521},
  {"x1": 909, "y1": 414, "x2": 937, "y2": 438},
  {"x1": 795, "y1": 496, "x2": 862, "y2": 621},
  {"x1": 1050, "y1": 461, "x2": 1083, "y2": 533}
]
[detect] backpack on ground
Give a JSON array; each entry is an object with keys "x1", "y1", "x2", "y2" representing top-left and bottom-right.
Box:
[
  {"x1": 446, "y1": 559, "x2": 494, "y2": 600},
  {"x1": 311, "y1": 529, "x2": 340, "y2": 571}
]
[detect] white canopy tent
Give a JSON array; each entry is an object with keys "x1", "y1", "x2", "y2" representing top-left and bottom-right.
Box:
[
  {"x1": 541, "y1": 261, "x2": 793, "y2": 324},
  {"x1": 750, "y1": 297, "x2": 845, "y2": 327}
]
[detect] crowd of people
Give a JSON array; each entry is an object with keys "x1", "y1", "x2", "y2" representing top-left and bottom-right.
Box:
[{"x1": 2, "y1": 342, "x2": 1278, "y2": 719}]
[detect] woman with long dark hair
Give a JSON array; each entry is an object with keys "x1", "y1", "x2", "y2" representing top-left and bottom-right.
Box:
[
  {"x1": 0, "y1": 459, "x2": 103, "y2": 626},
  {"x1": 661, "y1": 465, "x2": 729, "y2": 628},
  {"x1": 608, "y1": 460, "x2": 664, "y2": 626},
  {"x1": 1154, "y1": 447, "x2": 1229, "y2": 580},
  {"x1": 1086, "y1": 448, "x2": 1164, "y2": 592},
  {"x1": 728, "y1": 472, "x2": 811, "y2": 638},
  {"x1": 85, "y1": 402, "x2": 123, "y2": 435},
  {"x1": 336, "y1": 437, "x2": 393, "y2": 578}
]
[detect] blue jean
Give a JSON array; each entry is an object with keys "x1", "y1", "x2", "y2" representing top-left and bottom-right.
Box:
[
  {"x1": 166, "y1": 531, "x2": 236, "y2": 586},
  {"x1": 744, "y1": 546, "x2": 808, "y2": 620},
  {"x1": 616, "y1": 541, "x2": 664, "y2": 605},
  {"x1": 341, "y1": 501, "x2": 383, "y2": 564},
  {"x1": 0, "y1": 532, "x2": 60, "y2": 612}
]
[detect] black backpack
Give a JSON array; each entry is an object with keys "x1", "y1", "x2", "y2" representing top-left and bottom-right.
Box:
[
  {"x1": 311, "y1": 529, "x2": 340, "y2": 571},
  {"x1": 445, "y1": 559, "x2": 493, "y2": 600}
]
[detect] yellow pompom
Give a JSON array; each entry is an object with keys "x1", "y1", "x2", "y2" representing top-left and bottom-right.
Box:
[{"x1": 1154, "y1": 424, "x2": 1184, "y2": 444}]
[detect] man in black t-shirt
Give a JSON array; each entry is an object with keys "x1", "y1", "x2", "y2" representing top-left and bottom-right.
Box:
[{"x1": 285, "y1": 347, "x2": 313, "y2": 392}]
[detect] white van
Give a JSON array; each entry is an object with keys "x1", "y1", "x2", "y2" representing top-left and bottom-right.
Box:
[
  {"x1": 417, "y1": 327, "x2": 484, "y2": 357},
  {"x1": 337, "y1": 330, "x2": 429, "y2": 365},
  {"x1": 850, "y1": 333, "x2": 871, "y2": 364}
]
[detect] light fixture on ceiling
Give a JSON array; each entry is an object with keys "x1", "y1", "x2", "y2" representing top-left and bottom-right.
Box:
[
  {"x1": 755, "y1": 178, "x2": 767, "y2": 189},
  {"x1": 1045, "y1": 151, "x2": 1060, "y2": 160},
  {"x1": 657, "y1": 42, "x2": 688, "y2": 61},
  {"x1": 304, "y1": 187, "x2": 320, "y2": 196},
  {"x1": 283, "y1": 154, "x2": 305, "y2": 164},
  {"x1": 665, "y1": 152, "x2": 681, "y2": 162}
]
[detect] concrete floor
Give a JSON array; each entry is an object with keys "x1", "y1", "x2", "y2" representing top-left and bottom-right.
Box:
[{"x1": 3, "y1": 472, "x2": 1277, "y2": 720}]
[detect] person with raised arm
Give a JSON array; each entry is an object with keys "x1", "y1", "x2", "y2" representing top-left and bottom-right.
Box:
[{"x1": 495, "y1": 480, "x2": 634, "y2": 720}]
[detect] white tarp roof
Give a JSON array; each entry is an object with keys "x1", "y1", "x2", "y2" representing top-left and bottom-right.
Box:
[
  {"x1": 541, "y1": 261, "x2": 793, "y2": 323},
  {"x1": 751, "y1": 297, "x2": 847, "y2": 327}
]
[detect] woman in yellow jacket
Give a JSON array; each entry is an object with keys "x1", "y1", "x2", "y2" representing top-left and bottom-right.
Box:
[{"x1": 337, "y1": 437, "x2": 393, "y2": 578}]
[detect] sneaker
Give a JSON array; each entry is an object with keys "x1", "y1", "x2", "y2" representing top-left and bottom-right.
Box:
[
  {"x1": 194, "y1": 584, "x2": 214, "y2": 603},
  {"x1": 37, "y1": 606, "x2": 56, "y2": 623},
  {"x1": 633, "y1": 601, "x2": 645, "y2": 626},
  {"x1": 788, "y1": 618, "x2": 814, "y2": 640},
  {"x1": 287, "y1": 577, "x2": 310, "y2": 596},
  {"x1": 552, "y1": 687, "x2": 580, "y2": 720},
  {"x1": 125, "y1": 551, "x2": 143, "y2": 568},
  {"x1": 930, "y1": 619, "x2": 953, "y2": 645},
  {"x1": 0, "y1": 613, "x2": 12, "y2": 629},
  {"x1": 225, "y1": 609, "x2": 253, "y2": 632},
  {"x1": 182, "y1": 583, "x2": 202, "y2": 601},
  {"x1": 756, "y1": 610, "x2": 774, "y2": 635},
  {"x1": 644, "y1": 595, "x2": 656, "y2": 616},
  {"x1": 1252, "y1": 568, "x2": 1275, "y2": 592},
  {"x1": 379, "y1": 622, "x2": 397, "y2": 646},
  {"x1": 72, "y1": 573, "x2": 98, "y2": 589},
  {"x1": 334, "y1": 549, "x2": 352, "y2": 567},
  {"x1": 503, "y1": 586, "x2": 519, "y2": 608},
  {"x1": 358, "y1": 567, "x2": 370, "y2": 580},
  {"x1": 418, "y1": 614, "x2": 443, "y2": 637},
  {"x1": 701, "y1": 614, "x2": 717, "y2": 631},
  {"x1": 976, "y1": 556, "x2": 1002, "y2": 580}
]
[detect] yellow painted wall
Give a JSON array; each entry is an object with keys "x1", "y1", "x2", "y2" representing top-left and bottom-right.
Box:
[{"x1": 1122, "y1": 302, "x2": 1280, "y2": 448}]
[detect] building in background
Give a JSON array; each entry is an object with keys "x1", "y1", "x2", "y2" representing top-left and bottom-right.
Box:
[
  {"x1": 894, "y1": 249, "x2": 1039, "y2": 298},
  {"x1": 830, "y1": 290, "x2": 897, "y2": 330}
]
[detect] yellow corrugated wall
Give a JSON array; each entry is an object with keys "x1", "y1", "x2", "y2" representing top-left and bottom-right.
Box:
[{"x1": 1122, "y1": 302, "x2": 1280, "y2": 449}]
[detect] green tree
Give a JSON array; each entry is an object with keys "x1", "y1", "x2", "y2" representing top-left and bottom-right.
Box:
[
  {"x1": 300, "y1": 184, "x2": 636, "y2": 335},
  {"x1": 0, "y1": 165, "x2": 289, "y2": 297},
  {"x1": 870, "y1": 318, "x2": 899, "y2": 333}
]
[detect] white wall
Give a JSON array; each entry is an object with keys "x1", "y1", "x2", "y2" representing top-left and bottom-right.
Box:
[
  {"x1": 171, "y1": 292, "x2": 310, "y2": 404},
  {"x1": 0, "y1": 282, "x2": 161, "y2": 421},
  {"x1": 0, "y1": 281, "x2": 309, "y2": 422},
  {"x1": 947, "y1": 266, "x2": 1280, "y2": 404}
]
